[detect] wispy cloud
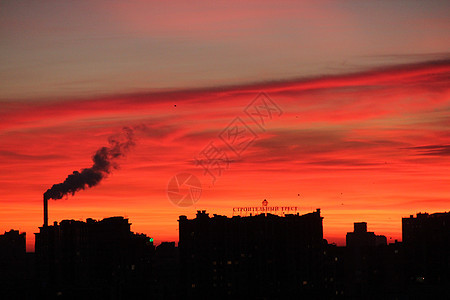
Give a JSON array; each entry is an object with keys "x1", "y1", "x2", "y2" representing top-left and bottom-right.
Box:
[{"x1": 403, "y1": 144, "x2": 450, "y2": 156}]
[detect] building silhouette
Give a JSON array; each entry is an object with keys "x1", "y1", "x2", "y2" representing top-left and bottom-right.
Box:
[
  {"x1": 2, "y1": 209, "x2": 450, "y2": 298},
  {"x1": 178, "y1": 209, "x2": 325, "y2": 299},
  {"x1": 402, "y1": 212, "x2": 450, "y2": 296},
  {"x1": 0, "y1": 229, "x2": 26, "y2": 258},
  {"x1": 153, "y1": 241, "x2": 180, "y2": 298},
  {"x1": 346, "y1": 222, "x2": 387, "y2": 248},
  {"x1": 0, "y1": 230, "x2": 36, "y2": 298},
  {"x1": 35, "y1": 217, "x2": 154, "y2": 299},
  {"x1": 343, "y1": 222, "x2": 389, "y2": 298}
]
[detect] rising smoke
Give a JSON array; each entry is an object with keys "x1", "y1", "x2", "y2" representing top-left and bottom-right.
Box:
[{"x1": 43, "y1": 127, "x2": 135, "y2": 201}]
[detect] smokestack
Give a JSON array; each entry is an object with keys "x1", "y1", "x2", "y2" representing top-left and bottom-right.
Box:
[{"x1": 43, "y1": 195, "x2": 48, "y2": 227}]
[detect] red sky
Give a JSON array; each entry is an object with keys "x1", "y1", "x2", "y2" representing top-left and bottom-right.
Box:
[
  {"x1": 1, "y1": 60, "x2": 449, "y2": 251},
  {"x1": 1, "y1": 1, "x2": 449, "y2": 252}
]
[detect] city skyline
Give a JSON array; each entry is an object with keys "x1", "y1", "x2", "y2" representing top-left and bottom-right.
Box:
[{"x1": 3, "y1": 208, "x2": 449, "y2": 298}]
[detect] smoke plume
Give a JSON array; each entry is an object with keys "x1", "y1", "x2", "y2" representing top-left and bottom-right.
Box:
[{"x1": 43, "y1": 127, "x2": 135, "y2": 201}]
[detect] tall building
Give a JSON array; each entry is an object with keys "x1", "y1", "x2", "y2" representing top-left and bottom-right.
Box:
[
  {"x1": 35, "y1": 217, "x2": 154, "y2": 299},
  {"x1": 178, "y1": 209, "x2": 325, "y2": 299},
  {"x1": 0, "y1": 230, "x2": 35, "y2": 298},
  {"x1": 344, "y1": 222, "x2": 388, "y2": 297},
  {"x1": 402, "y1": 212, "x2": 450, "y2": 294},
  {"x1": 153, "y1": 242, "x2": 180, "y2": 298}
]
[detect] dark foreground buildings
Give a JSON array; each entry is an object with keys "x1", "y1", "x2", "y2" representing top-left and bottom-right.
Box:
[
  {"x1": 402, "y1": 212, "x2": 450, "y2": 295},
  {"x1": 34, "y1": 217, "x2": 155, "y2": 299},
  {"x1": 0, "y1": 230, "x2": 36, "y2": 298},
  {"x1": 1, "y1": 210, "x2": 450, "y2": 299},
  {"x1": 178, "y1": 210, "x2": 450, "y2": 299},
  {"x1": 342, "y1": 222, "x2": 395, "y2": 298},
  {"x1": 178, "y1": 209, "x2": 327, "y2": 298}
]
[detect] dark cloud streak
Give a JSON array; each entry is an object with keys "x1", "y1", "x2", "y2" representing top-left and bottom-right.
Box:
[{"x1": 403, "y1": 144, "x2": 450, "y2": 156}]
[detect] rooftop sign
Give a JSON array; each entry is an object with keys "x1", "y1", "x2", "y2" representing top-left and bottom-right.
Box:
[{"x1": 232, "y1": 199, "x2": 298, "y2": 214}]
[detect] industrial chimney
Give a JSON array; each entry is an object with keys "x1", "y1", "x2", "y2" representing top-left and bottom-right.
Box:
[{"x1": 43, "y1": 195, "x2": 48, "y2": 227}]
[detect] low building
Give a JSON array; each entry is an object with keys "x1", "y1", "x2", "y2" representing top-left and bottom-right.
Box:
[{"x1": 346, "y1": 222, "x2": 387, "y2": 248}]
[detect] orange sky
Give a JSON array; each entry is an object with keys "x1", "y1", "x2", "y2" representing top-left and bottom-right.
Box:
[{"x1": 1, "y1": 60, "x2": 449, "y2": 251}]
